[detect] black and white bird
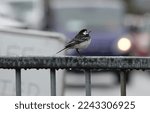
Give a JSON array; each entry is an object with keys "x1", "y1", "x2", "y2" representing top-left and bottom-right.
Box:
[{"x1": 56, "y1": 29, "x2": 91, "y2": 56}]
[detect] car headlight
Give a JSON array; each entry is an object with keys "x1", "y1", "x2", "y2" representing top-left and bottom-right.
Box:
[{"x1": 117, "y1": 37, "x2": 131, "y2": 52}]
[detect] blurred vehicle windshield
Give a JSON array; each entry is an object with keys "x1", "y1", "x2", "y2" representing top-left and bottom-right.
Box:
[
  {"x1": 0, "y1": 0, "x2": 45, "y2": 29},
  {"x1": 8, "y1": 1, "x2": 33, "y2": 21},
  {"x1": 52, "y1": 0, "x2": 125, "y2": 33},
  {"x1": 55, "y1": 8, "x2": 124, "y2": 32}
]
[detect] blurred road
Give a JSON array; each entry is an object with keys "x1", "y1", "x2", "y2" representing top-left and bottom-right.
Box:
[{"x1": 64, "y1": 70, "x2": 150, "y2": 96}]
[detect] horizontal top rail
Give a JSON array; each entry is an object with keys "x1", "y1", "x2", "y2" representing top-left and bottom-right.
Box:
[{"x1": 0, "y1": 56, "x2": 150, "y2": 70}]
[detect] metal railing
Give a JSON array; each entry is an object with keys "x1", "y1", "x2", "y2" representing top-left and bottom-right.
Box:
[{"x1": 0, "y1": 56, "x2": 149, "y2": 96}]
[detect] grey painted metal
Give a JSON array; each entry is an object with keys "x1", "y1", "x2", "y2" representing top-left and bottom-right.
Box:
[
  {"x1": 15, "y1": 69, "x2": 21, "y2": 96},
  {"x1": 50, "y1": 69, "x2": 56, "y2": 96},
  {"x1": 120, "y1": 71, "x2": 126, "y2": 96},
  {"x1": 84, "y1": 69, "x2": 91, "y2": 96},
  {"x1": 0, "y1": 56, "x2": 149, "y2": 96},
  {"x1": 0, "y1": 56, "x2": 150, "y2": 69}
]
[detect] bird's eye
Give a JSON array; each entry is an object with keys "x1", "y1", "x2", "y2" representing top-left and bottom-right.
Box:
[{"x1": 83, "y1": 31, "x2": 88, "y2": 35}]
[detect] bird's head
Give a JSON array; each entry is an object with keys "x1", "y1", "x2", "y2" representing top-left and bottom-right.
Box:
[{"x1": 79, "y1": 29, "x2": 91, "y2": 36}]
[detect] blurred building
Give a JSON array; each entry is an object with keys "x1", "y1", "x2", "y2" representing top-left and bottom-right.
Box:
[{"x1": 125, "y1": 0, "x2": 150, "y2": 14}]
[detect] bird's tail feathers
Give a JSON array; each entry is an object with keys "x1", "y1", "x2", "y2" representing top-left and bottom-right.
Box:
[{"x1": 56, "y1": 47, "x2": 67, "y2": 54}]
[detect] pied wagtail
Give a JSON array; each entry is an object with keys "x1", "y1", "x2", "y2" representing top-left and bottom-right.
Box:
[{"x1": 56, "y1": 29, "x2": 91, "y2": 56}]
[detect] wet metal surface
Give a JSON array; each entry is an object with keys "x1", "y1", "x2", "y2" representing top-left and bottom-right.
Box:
[
  {"x1": 0, "y1": 56, "x2": 150, "y2": 69},
  {"x1": 15, "y1": 69, "x2": 21, "y2": 96},
  {"x1": 50, "y1": 69, "x2": 56, "y2": 96},
  {"x1": 84, "y1": 69, "x2": 91, "y2": 96},
  {"x1": 120, "y1": 71, "x2": 126, "y2": 96},
  {"x1": 1, "y1": 56, "x2": 150, "y2": 96}
]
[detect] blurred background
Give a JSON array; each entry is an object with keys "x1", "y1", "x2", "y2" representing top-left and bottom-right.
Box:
[{"x1": 0, "y1": 0, "x2": 150, "y2": 96}]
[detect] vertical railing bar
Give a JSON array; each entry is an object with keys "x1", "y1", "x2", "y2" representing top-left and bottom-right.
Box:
[
  {"x1": 50, "y1": 68, "x2": 56, "y2": 96},
  {"x1": 84, "y1": 69, "x2": 91, "y2": 96},
  {"x1": 120, "y1": 71, "x2": 126, "y2": 96},
  {"x1": 15, "y1": 69, "x2": 21, "y2": 96}
]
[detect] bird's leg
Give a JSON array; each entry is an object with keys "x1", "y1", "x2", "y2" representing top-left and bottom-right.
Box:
[{"x1": 76, "y1": 49, "x2": 82, "y2": 56}]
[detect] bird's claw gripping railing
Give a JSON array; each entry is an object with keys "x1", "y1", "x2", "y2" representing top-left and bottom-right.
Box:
[{"x1": 0, "y1": 56, "x2": 149, "y2": 96}]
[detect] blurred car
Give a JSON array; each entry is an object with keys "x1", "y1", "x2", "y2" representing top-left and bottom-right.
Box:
[
  {"x1": 127, "y1": 26, "x2": 150, "y2": 56},
  {"x1": 0, "y1": 1, "x2": 27, "y2": 28},
  {"x1": 0, "y1": 0, "x2": 49, "y2": 30},
  {"x1": 124, "y1": 14, "x2": 150, "y2": 56},
  {"x1": 132, "y1": 0, "x2": 150, "y2": 13},
  {"x1": 51, "y1": 0, "x2": 130, "y2": 56},
  {"x1": 51, "y1": 0, "x2": 132, "y2": 83}
]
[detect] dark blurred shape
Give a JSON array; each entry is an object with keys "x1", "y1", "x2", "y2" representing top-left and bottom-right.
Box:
[
  {"x1": 0, "y1": 0, "x2": 56, "y2": 31},
  {"x1": 128, "y1": 25, "x2": 141, "y2": 34},
  {"x1": 124, "y1": 0, "x2": 150, "y2": 14},
  {"x1": 43, "y1": 0, "x2": 55, "y2": 31},
  {"x1": 127, "y1": 25, "x2": 150, "y2": 56}
]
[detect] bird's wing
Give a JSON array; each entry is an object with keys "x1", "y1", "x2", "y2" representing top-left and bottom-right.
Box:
[
  {"x1": 66, "y1": 34, "x2": 90, "y2": 48},
  {"x1": 56, "y1": 33, "x2": 90, "y2": 54},
  {"x1": 65, "y1": 39, "x2": 77, "y2": 48},
  {"x1": 75, "y1": 33, "x2": 90, "y2": 41}
]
